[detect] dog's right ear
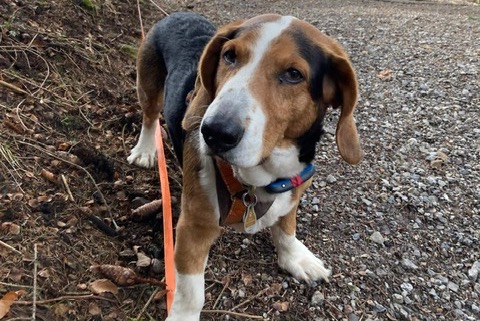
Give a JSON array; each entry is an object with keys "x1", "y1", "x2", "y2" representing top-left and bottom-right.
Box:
[{"x1": 198, "y1": 20, "x2": 245, "y2": 100}]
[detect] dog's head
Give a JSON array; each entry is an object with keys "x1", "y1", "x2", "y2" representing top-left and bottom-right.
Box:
[{"x1": 187, "y1": 14, "x2": 362, "y2": 169}]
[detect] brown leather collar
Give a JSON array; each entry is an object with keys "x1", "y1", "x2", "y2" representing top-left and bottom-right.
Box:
[{"x1": 214, "y1": 159, "x2": 274, "y2": 226}]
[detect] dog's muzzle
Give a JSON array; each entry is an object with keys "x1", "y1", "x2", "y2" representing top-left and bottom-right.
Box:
[{"x1": 201, "y1": 116, "x2": 245, "y2": 154}]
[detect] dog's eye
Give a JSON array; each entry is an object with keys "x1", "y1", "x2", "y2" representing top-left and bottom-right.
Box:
[
  {"x1": 223, "y1": 50, "x2": 236, "y2": 65},
  {"x1": 281, "y1": 68, "x2": 304, "y2": 84}
]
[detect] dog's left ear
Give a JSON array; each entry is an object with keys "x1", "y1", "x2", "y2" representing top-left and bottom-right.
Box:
[{"x1": 321, "y1": 50, "x2": 363, "y2": 165}]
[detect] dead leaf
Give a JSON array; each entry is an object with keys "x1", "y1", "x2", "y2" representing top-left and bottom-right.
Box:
[
  {"x1": 266, "y1": 283, "x2": 283, "y2": 296},
  {"x1": 58, "y1": 142, "x2": 71, "y2": 151},
  {"x1": 88, "y1": 302, "x2": 101, "y2": 315},
  {"x1": 377, "y1": 68, "x2": 393, "y2": 81},
  {"x1": 88, "y1": 279, "x2": 119, "y2": 295},
  {"x1": 37, "y1": 268, "x2": 50, "y2": 278},
  {"x1": 272, "y1": 301, "x2": 289, "y2": 312},
  {"x1": 1, "y1": 222, "x2": 21, "y2": 235},
  {"x1": 0, "y1": 290, "x2": 27, "y2": 319},
  {"x1": 241, "y1": 271, "x2": 253, "y2": 287}
]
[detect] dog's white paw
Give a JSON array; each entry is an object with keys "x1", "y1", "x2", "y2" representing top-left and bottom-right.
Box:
[
  {"x1": 127, "y1": 145, "x2": 157, "y2": 168},
  {"x1": 127, "y1": 125, "x2": 157, "y2": 168},
  {"x1": 272, "y1": 226, "x2": 331, "y2": 282},
  {"x1": 276, "y1": 237, "x2": 331, "y2": 283}
]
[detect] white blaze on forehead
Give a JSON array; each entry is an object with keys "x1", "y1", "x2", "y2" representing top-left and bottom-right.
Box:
[
  {"x1": 222, "y1": 15, "x2": 295, "y2": 92},
  {"x1": 203, "y1": 16, "x2": 295, "y2": 167}
]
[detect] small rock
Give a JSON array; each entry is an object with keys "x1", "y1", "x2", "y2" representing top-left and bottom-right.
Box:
[
  {"x1": 392, "y1": 293, "x2": 403, "y2": 304},
  {"x1": 401, "y1": 282, "x2": 414, "y2": 293},
  {"x1": 348, "y1": 313, "x2": 360, "y2": 321},
  {"x1": 352, "y1": 233, "x2": 361, "y2": 241},
  {"x1": 370, "y1": 231, "x2": 385, "y2": 245},
  {"x1": 401, "y1": 258, "x2": 418, "y2": 270},
  {"x1": 310, "y1": 291, "x2": 324, "y2": 306},
  {"x1": 472, "y1": 303, "x2": 480, "y2": 314},
  {"x1": 326, "y1": 175, "x2": 337, "y2": 184},
  {"x1": 468, "y1": 260, "x2": 480, "y2": 282},
  {"x1": 447, "y1": 282, "x2": 459, "y2": 293},
  {"x1": 373, "y1": 303, "x2": 386, "y2": 313}
]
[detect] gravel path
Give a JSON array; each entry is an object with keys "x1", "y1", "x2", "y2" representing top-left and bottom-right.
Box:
[{"x1": 187, "y1": 1, "x2": 480, "y2": 320}]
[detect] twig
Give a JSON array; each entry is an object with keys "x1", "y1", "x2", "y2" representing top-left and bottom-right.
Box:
[
  {"x1": 61, "y1": 174, "x2": 75, "y2": 202},
  {"x1": 231, "y1": 288, "x2": 269, "y2": 311},
  {"x1": 148, "y1": 0, "x2": 169, "y2": 16},
  {"x1": 32, "y1": 243, "x2": 38, "y2": 320},
  {"x1": 0, "y1": 79, "x2": 29, "y2": 95},
  {"x1": 202, "y1": 309, "x2": 265, "y2": 319},
  {"x1": 136, "y1": 0, "x2": 145, "y2": 40},
  {"x1": 0, "y1": 239, "x2": 22, "y2": 255},
  {"x1": 14, "y1": 294, "x2": 117, "y2": 305},
  {"x1": 135, "y1": 288, "x2": 159, "y2": 320},
  {"x1": 212, "y1": 279, "x2": 229, "y2": 310},
  {"x1": 15, "y1": 99, "x2": 31, "y2": 133},
  {"x1": 0, "y1": 281, "x2": 33, "y2": 289}
]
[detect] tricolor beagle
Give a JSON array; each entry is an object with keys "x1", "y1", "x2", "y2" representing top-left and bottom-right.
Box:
[{"x1": 128, "y1": 12, "x2": 362, "y2": 321}]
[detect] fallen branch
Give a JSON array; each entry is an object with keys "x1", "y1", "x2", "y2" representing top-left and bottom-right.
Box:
[
  {"x1": 61, "y1": 174, "x2": 75, "y2": 202},
  {"x1": 0, "y1": 240, "x2": 22, "y2": 255},
  {"x1": 13, "y1": 294, "x2": 117, "y2": 305},
  {"x1": 0, "y1": 79, "x2": 30, "y2": 95}
]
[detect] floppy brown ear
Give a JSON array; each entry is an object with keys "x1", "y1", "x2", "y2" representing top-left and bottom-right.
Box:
[{"x1": 322, "y1": 52, "x2": 363, "y2": 165}]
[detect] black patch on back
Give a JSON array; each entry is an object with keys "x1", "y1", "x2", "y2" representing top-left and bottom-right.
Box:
[{"x1": 289, "y1": 28, "x2": 331, "y2": 163}]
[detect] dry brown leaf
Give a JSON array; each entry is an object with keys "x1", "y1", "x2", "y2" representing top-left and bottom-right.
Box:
[
  {"x1": 41, "y1": 169, "x2": 59, "y2": 184},
  {"x1": 377, "y1": 68, "x2": 393, "y2": 81},
  {"x1": 1, "y1": 222, "x2": 21, "y2": 235},
  {"x1": 272, "y1": 301, "x2": 290, "y2": 312},
  {"x1": 0, "y1": 290, "x2": 27, "y2": 319},
  {"x1": 58, "y1": 142, "x2": 71, "y2": 151},
  {"x1": 88, "y1": 302, "x2": 102, "y2": 316},
  {"x1": 266, "y1": 282, "x2": 283, "y2": 296},
  {"x1": 241, "y1": 271, "x2": 253, "y2": 287},
  {"x1": 88, "y1": 279, "x2": 119, "y2": 295}
]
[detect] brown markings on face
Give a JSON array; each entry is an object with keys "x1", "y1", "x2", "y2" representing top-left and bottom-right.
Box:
[{"x1": 249, "y1": 32, "x2": 319, "y2": 161}]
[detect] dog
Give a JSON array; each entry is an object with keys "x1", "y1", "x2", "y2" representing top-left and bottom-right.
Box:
[{"x1": 128, "y1": 12, "x2": 363, "y2": 321}]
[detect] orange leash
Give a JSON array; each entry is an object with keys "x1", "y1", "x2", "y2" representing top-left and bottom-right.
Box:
[{"x1": 155, "y1": 123, "x2": 175, "y2": 313}]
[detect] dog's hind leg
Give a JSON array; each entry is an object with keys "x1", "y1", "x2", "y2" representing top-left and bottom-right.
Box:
[
  {"x1": 271, "y1": 181, "x2": 331, "y2": 283},
  {"x1": 127, "y1": 39, "x2": 166, "y2": 168}
]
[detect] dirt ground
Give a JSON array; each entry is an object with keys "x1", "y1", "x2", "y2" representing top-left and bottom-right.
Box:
[{"x1": 1, "y1": 0, "x2": 479, "y2": 321}]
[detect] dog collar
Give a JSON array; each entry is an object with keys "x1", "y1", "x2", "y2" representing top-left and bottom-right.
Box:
[
  {"x1": 214, "y1": 159, "x2": 315, "y2": 229},
  {"x1": 264, "y1": 164, "x2": 315, "y2": 194}
]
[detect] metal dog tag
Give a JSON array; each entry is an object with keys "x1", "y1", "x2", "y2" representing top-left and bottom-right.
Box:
[
  {"x1": 243, "y1": 204, "x2": 257, "y2": 233},
  {"x1": 242, "y1": 187, "x2": 258, "y2": 233}
]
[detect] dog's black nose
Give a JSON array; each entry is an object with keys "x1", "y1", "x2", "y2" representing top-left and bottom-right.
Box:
[{"x1": 201, "y1": 117, "x2": 244, "y2": 153}]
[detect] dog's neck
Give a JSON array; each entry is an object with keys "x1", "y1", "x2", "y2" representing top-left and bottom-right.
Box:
[{"x1": 233, "y1": 145, "x2": 306, "y2": 188}]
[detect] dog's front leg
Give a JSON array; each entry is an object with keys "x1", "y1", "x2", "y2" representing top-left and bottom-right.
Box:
[
  {"x1": 271, "y1": 184, "x2": 331, "y2": 283},
  {"x1": 166, "y1": 217, "x2": 220, "y2": 321}
]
